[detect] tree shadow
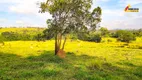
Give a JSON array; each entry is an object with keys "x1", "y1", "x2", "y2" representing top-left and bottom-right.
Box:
[{"x1": 0, "y1": 51, "x2": 141, "y2": 80}]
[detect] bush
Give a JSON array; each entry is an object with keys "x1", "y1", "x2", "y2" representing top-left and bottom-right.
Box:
[
  {"x1": 1, "y1": 31, "x2": 40, "y2": 41},
  {"x1": 88, "y1": 33, "x2": 102, "y2": 43},
  {"x1": 77, "y1": 32, "x2": 102, "y2": 43},
  {"x1": 43, "y1": 29, "x2": 54, "y2": 40},
  {"x1": 99, "y1": 27, "x2": 109, "y2": 37},
  {"x1": 115, "y1": 30, "x2": 136, "y2": 43},
  {"x1": 77, "y1": 32, "x2": 89, "y2": 41},
  {"x1": 34, "y1": 33, "x2": 46, "y2": 41},
  {"x1": 70, "y1": 34, "x2": 78, "y2": 40},
  {"x1": 1, "y1": 31, "x2": 20, "y2": 41}
]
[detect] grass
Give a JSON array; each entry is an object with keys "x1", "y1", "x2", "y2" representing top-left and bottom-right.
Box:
[{"x1": 0, "y1": 38, "x2": 142, "y2": 80}]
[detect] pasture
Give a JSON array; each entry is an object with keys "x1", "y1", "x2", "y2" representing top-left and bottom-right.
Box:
[{"x1": 0, "y1": 38, "x2": 142, "y2": 80}]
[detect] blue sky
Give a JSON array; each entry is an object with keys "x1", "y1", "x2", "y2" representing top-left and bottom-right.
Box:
[{"x1": 0, "y1": 0, "x2": 142, "y2": 29}]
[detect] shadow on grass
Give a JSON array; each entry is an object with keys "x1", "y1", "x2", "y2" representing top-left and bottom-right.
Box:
[{"x1": 0, "y1": 51, "x2": 141, "y2": 80}]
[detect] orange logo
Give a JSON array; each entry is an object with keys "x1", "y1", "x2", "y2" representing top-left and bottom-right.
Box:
[
  {"x1": 125, "y1": 5, "x2": 131, "y2": 12},
  {"x1": 124, "y1": 5, "x2": 139, "y2": 12}
]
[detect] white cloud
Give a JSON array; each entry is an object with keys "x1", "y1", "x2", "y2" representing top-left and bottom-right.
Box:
[
  {"x1": 0, "y1": 0, "x2": 142, "y2": 29},
  {"x1": 8, "y1": 0, "x2": 52, "y2": 19},
  {"x1": 99, "y1": 0, "x2": 109, "y2": 2},
  {"x1": 8, "y1": 0, "x2": 43, "y2": 15},
  {"x1": 0, "y1": 0, "x2": 45, "y2": 4},
  {"x1": 9, "y1": 4, "x2": 36, "y2": 15},
  {"x1": 16, "y1": 20, "x2": 24, "y2": 24},
  {"x1": 101, "y1": 15, "x2": 142, "y2": 29},
  {"x1": 103, "y1": 9, "x2": 125, "y2": 17},
  {"x1": 0, "y1": 18, "x2": 7, "y2": 23},
  {"x1": 2, "y1": 0, "x2": 51, "y2": 27},
  {"x1": 119, "y1": 0, "x2": 142, "y2": 6}
]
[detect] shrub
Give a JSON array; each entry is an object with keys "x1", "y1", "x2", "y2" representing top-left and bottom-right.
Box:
[
  {"x1": 34, "y1": 33, "x2": 46, "y2": 41},
  {"x1": 115, "y1": 30, "x2": 136, "y2": 43},
  {"x1": 107, "y1": 39, "x2": 113, "y2": 42},
  {"x1": 99, "y1": 27, "x2": 109, "y2": 37},
  {"x1": 43, "y1": 29, "x2": 54, "y2": 40},
  {"x1": 77, "y1": 32, "x2": 102, "y2": 42},
  {"x1": 77, "y1": 32, "x2": 89, "y2": 41},
  {"x1": 70, "y1": 34, "x2": 78, "y2": 40},
  {"x1": 1, "y1": 31, "x2": 20, "y2": 41},
  {"x1": 88, "y1": 33, "x2": 102, "y2": 43}
]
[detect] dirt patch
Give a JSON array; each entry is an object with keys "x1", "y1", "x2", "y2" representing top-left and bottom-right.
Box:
[{"x1": 57, "y1": 49, "x2": 66, "y2": 58}]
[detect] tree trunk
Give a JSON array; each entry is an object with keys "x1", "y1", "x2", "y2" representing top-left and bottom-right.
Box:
[
  {"x1": 55, "y1": 33, "x2": 67, "y2": 56},
  {"x1": 55, "y1": 33, "x2": 62, "y2": 55},
  {"x1": 55, "y1": 34, "x2": 58, "y2": 55},
  {"x1": 62, "y1": 36, "x2": 67, "y2": 50}
]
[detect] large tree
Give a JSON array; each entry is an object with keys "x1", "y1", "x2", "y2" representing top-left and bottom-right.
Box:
[{"x1": 39, "y1": 0, "x2": 102, "y2": 55}]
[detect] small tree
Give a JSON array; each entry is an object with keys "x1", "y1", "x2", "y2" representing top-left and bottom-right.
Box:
[
  {"x1": 116, "y1": 30, "x2": 136, "y2": 43},
  {"x1": 99, "y1": 27, "x2": 109, "y2": 37},
  {"x1": 39, "y1": 0, "x2": 102, "y2": 55},
  {"x1": 88, "y1": 33, "x2": 102, "y2": 42}
]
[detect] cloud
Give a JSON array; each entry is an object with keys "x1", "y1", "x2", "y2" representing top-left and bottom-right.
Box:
[
  {"x1": 8, "y1": 0, "x2": 42, "y2": 15},
  {"x1": 101, "y1": 15, "x2": 142, "y2": 29},
  {"x1": 8, "y1": 0, "x2": 52, "y2": 19},
  {"x1": 0, "y1": 0, "x2": 142, "y2": 29},
  {"x1": 0, "y1": 18, "x2": 7, "y2": 23},
  {"x1": 2, "y1": 0, "x2": 51, "y2": 27},
  {"x1": 119, "y1": 0, "x2": 142, "y2": 6},
  {"x1": 103, "y1": 9, "x2": 125, "y2": 17},
  {"x1": 0, "y1": 0, "x2": 45, "y2": 4},
  {"x1": 99, "y1": 0, "x2": 110, "y2": 2},
  {"x1": 15, "y1": 20, "x2": 24, "y2": 24},
  {"x1": 9, "y1": 5, "x2": 36, "y2": 15}
]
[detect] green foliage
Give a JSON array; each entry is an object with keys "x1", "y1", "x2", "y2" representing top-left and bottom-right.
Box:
[
  {"x1": 1, "y1": 31, "x2": 20, "y2": 41},
  {"x1": 131, "y1": 29, "x2": 142, "y2": 37},
  {"x1": 77, "y1": 32, "x2": 102, "y2": 42},
  {"x1": 1, "y1": 31, "x2": 35, "y2": 41},
  {"x1": 115, "y1": 30, "x2": 136, "y2": 43},
  {"x1": 99, "y1": 27, "x2": 109, "y2": 37},
  {"x1": 42, "y1": 28, "x2": 54, "y2": 40},
  {"x1": 0, "y1": 28, "x2": 45, "y2": 41},
  {"x1": 34, "y1": 33, "x2": 46, "y2": 41},
  {"x1": 88, "y1": 33, "x2": 102, "y2": 42},
  {"x1": 70, "y1": 34, "x2": 78, "y2": 40},
  {"x1": 40, "y1": 0, "x2": 102, "y2": 54},
  {"x1": 40, "y1": 0, "x2": 102, "y2": 37},
  {"x1": 77, "y1": 32, "x2": 89, "y2": 41}
]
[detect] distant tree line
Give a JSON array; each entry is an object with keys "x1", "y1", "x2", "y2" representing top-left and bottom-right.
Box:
[
  {"x1": 42, "y1": 27, "x2": 142, "y2": 43},
  {"x1": 0, "y1": 28, "x2": 46, "y2": 41},
  {"x1": 0, "y1": 27, "x2": 142, "y2": 43}
]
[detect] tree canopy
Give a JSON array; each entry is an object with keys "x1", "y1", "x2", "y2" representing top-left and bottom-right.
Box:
[{"x1": 39, "y1": 0, "x2": 102, "y2": 55}]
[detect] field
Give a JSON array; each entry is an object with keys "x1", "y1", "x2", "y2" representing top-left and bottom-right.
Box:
[{"x1": 0, "y1": 38, "x2": 142, "y2": 80}]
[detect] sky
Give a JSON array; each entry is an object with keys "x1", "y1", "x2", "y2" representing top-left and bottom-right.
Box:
[{"x1": 0, "y1": 0, "x2": 142, "y2": 29}]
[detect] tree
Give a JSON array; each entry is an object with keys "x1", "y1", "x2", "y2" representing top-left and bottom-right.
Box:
[
  {"x1": 39, "y1": 0, "x2": 102, "y2": 55},
  {"x1": 115, "y1": 30, "x2": 136, "y2": 43},
  {"x1": 88, "y1": 33, "x2": 102, "y2": 42},
  {"x1": 99, "y1": 27, "x2": 109, "y2": 37}
]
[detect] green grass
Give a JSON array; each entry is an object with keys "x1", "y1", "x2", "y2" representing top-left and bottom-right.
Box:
[{"x1": 0, "y1": 39, "x2": 142, "y2": 80}]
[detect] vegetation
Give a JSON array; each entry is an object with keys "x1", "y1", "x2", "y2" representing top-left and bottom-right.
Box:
[
  {"x1": 0, "y1": 39, "x2": 142, "y2": 80},
  {"x1": 39, "y1": 0, "x2": 102, "y2": 55},
  {"x1": 99, "y1": 27, "x2": 109, "y2": 37},
  {"x1": 0, "y1": 28, "x2": 45, "y2": 41},
  {"x1": 0, "y1": 0, "x2": 142, "y2": 79},
  {"x1": 114, "y1": 30, "x2": 136, "y2": 43},
  {"x1": 0, "y1": 28, "x2": 142, "y2": 79},
  {"x1": 77, "y1": 32, "x2": 102, "y2": 42}
]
